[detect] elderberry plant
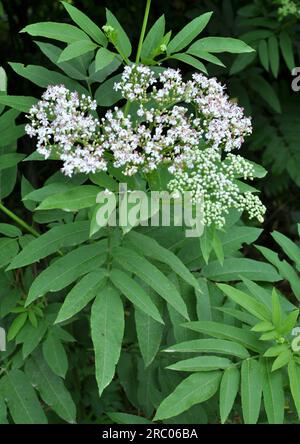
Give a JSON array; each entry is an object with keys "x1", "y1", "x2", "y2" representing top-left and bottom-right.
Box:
[{"x1": 0, "y1": 0, "x2": 299, "y2": 426}]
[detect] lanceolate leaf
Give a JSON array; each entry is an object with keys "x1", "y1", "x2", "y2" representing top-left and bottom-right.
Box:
[
  {"x1": 165, "y1": 338, "x2": 250, "y2": 359},
  {"x1": 262, "y1": 359, "x2": 284, "y2": 424},
  {"x1": 220, "y1": 366, "x2": 240, "y2": 424},
  {"x1": 110, "y1": 268, "x2": 164, "y2": 324},
  {"x1": 62, "y1": 1, "x2": 107, "y2": 46},
  {"x1": 167, "y1": 355, "x2": 232, "y2": 372},
  {"x1": 184, "y1": 321, "x2": 264, "y2": 352},
  {"x1": 154, "y1": 371, "x2": 221, "y2": 420},
  {"x1": 42, "y1": 334, "x2": 68, "y2": 378},
  {"x1": 288, "y1": 359, "x2": 300, "y2": 419},
  {"x1": 241, "y1": 359, "x2": 263, "y2": 424},
  {"x1": 141, "y1": 15, "x2": 165, "y2": 61},
  {"x1": 91, "y1": 285, "x2": 124, "y2": 396},
  {"x1": 0, "y1": 95, "x2": 37, "y2": 112},
  {"x1": 55, "y1": 269, "x2": 107, "y2": 323},
  {"x1": 112, "y1": 247, "x2": 189, "y2": 319},
  {"x1": 126, "y1": 230, "x2": 199, "y2": 290},
  {"x1": 1, "y1": 369, "x2": 47, "y2": 424},
  {"x1": 58, "y1": 40, "x2": 98, "y2": 63},
  {"x1": 21, "y1": 22, "x2": 91, "y2": 43},
  {"x1": 26, "y1": 241, "x2": 107, "y2": 306},
  {"x1": 8, "y1": 221, "x2": 91, "y2": 270},
  {"x1": 25, "y1": 353, "x2": 76, "y2": 423},
  {"x1": 167, "y1": 12, "x2": 213, "y2": 54},
  {"x1": 135, "y1": 303, "x2": 164, "y2": 367},
  {"x1": 188, "y1": 37, "x2": 254, "y2": 54},
  {"x1": 37, "y1": 185, "x2": 100, "y2": 211}
]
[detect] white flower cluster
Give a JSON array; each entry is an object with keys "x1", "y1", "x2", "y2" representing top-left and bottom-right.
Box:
[
  {"x1": 25, "y1": 85, "x2": 106, "y2": 176},
  {"x1": 25, "y1": 65, "x2": 265, "y2": 227}
]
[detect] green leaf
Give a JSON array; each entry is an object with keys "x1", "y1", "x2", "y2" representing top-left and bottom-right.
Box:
[
  {"x1": 35, "y1": 41, "x2": 88, "y2": 81},
  {"x1": 112, "y1": 246, "x2": 189, "y2": 319},
  {"x1": 58, "y1": 40, "x2": 98, "y2": 63},
  {"x1": 95, "y1": 74, "x2": 122, "y2": 106},
  {"x1": 272, "y1": 349, "x2": 292, "y2": 371},
  {"x1": 126, "y1": 230, "x2": 199, "y2": 290},
  {"x1": 43, "y1": 333, "x2": 68, "y2": 378},
  {"x1": 188, "y1": 37, "x2": 254, "y2": 54},
  {"x1": 0, "y1": 95, "x2": 37, "y2": 112},
  {"x1": 26, "y1": 241, "x2": 107, "y2": 306},
  {"x1": 186, "y1": 49, "x2": 225, "y2": 67},
  {"x1": 106, "y1": 9, "x2": 132, "y2": 58},
  {"x1": 37, "y1": 185, "x2": 99, "y2": 211},
  {"x1": 141, "y1": 15, "x2": 165, "y2": 61},
  {"x1": 268, "y1": 35, "x2": 279, "y2": 78},
  {"x1": 9, "y1": 63, "x2": 88, "y2": 94},
  {"x1": 8, "y1": 221, "x2": 91, "y2": 270},
  {"x1": 271, "y1": 231, "x2": 300, "y2": 270},
  {"x1": 241, "y1": 359, "x2": 262, "y2": 424},
  {"x1": 56, "y1": 269, "x2": 106, "y2": 323},
  {"x1": 167, "y1": 12, "x2": 213, "y2": 54},
  {"x1": 110, "y1": 268, "x2": 163, "y2": 324},
  {"x1": 95, "y1": 48, "x2": 117, "y2": 72},
  {"x1": 170, "y1": 53, "x2": 207, "y2": 74},
  {"x1": 212, "y1": 231, "x2": 224, "y2": 265},
  {"x1": 258, "y1": 40, "x2": 269, "y2": 71},
  {"x1": 0, "y1": 223, "x2": 21, "y2": 238},
  {"x1": 107, "y1": 412, "x2": 152, "y2": 424},
  {"x1": 91, "y1": 285, "x2": 124, "y2": 396},
  {"x1": 0, "y1": 238, "x2": 19, "y2": 268},
  {"x1": 262, "y1": 359, "x2": 284, "y2": 424},
  {"x1": 154, "y1": 371, "x2": 221, "y2": 420},
  {"x1": 217, "y1": 283, "x2": 271, "y2": 321},
  {"x1": 62, "y1": 1, "x2": 107, "y2": 46},
  {"x1": 200, "y1": 227, "x2": 213, "y2": 264},
  {"x1": 167, "y1": 355, "x2": 232, "y2": 372},
  {"x1": 220, "y1": 366, "x2": 240, "y2": 424},
  {"x1": 21, "y1": 322, "x2": 48, "y2": 359},
  {"x1": 165, "y1": 338, "x2": 250, "y2": 359},
  {"x1": 135, "y1": 303, "x2": 164, "y2": 367},
  {"x1": 279, "y1": 31, "x2": 295, "y2": 71},
  {"x1": 0, "y1": 153, "x2": 25, "y2": 171},
  {"x1": 21, "y1": 22, "x2": 90, "y2": 43},
  {"x1": 288, "y1": 360, "x2": 300, "y2": 419},
  {"x1": 25, "y1": 353, "x2": 76, "y2": 423},
  {"x1": 184, "y1": 321, "x2": 264, "y2": 352},
  {"x1": 229, "y1": 53, "x2": 256, "y2": 75},
  {"x1": 248, "y1": 75, "x2": 281, "y2": 113},
  {"x1": 1, "y1": 369, "x2": 47, "y2": 424},
  {"x1": 202, "y1": 258, "x2": 281, "y2": 282},
  {"x1": 7, "y1": 313, "x2": 28, "y2": 341}
]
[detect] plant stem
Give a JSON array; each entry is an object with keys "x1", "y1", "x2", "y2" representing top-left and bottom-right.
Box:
[
  {"x1": 124, "y1": 0, "x2": 152, "y2": 117},
  {"x1": 135, "y1": 0, "x2": 152, "y2": 64},
  {"x1": 0, "y1": 202, "x2": 39, "y2": 237}
]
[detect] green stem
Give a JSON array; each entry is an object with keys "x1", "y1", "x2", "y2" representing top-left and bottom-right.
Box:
[
  {"x1": 124, "y1": 0, "x2": 152, "y2": 117},
  {"x1": 0, "y1": 202, "x2": 39, "y2": 237},
  {"x1": 135, "y1": 0, "x2": 152, "y2": 64}
]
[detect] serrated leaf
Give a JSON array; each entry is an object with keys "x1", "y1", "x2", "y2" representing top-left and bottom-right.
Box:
[
  {"x1": 58, "y1": 40, "x2": 98, "y2": 63},
  {"x1": 1, "y1": 369, "x2": 47, "y2": 424},
  {"x1": 56, "y1": 269, "x2": 107, "y2": 323},
  {"x1": 21, "y1": 22, "x2": 90, "y2": 43},
  {"x1": 167, "y1": 12, "x2": 213, "y2": 54},
  {"x1": 91, "y1": 285, "x2": 124, "y2": 396},
  {"x1": 26, "y1": 241, "x2": 107, "y2": 306},
  {"x1": 25, "y1": 353, "x2": 76, "y2": 423},
  {"x1": 110, "y1": 268, "x2": 163, "y2": 324},
  {"x1": 220, "y1": 366, "x2": 240, "y2": 424},
  {"x1": 165, "y1": 338, "x2": 249, "y2": 359},
  {"x1": 241, "y1": 359, "x2": 262, "y2": 424},
  {"x1": 37, "y1": 185, "x2": 99, "y2": 211},
  {"x1": 62, "y1": 2, "x2": 107, "y2": 46},
  {"x1": 262, "y1": 359, "x2": 284, "y2": 424},
  {"x1": 154, "y1": 371, "x2": 221, "y2": 420},
  {"x1": 8, "y1": 221, "x2": 91, "y2": 270},
  {"x1": 112, "y1": 246, "x2": 189, "y2": 319}
]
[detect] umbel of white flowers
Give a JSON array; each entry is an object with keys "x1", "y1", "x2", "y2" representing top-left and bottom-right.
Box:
[{"x1": 25, "y1": 65, "x2": 265, "y2": 228}]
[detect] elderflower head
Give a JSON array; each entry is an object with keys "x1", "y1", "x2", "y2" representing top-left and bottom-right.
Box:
[{"x1": 25, "y1": 65, "x2": 265, "y2": 228}]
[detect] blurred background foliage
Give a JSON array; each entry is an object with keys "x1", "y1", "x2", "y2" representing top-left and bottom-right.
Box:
[{"x1": 0, "y1": 0, "x2": 300, "y2": 238}]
